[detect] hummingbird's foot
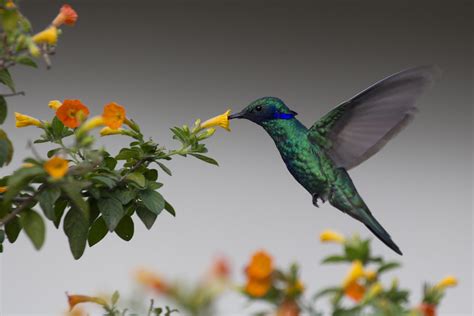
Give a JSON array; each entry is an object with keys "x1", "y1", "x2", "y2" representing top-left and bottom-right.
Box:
[{"x1": 312, "y1": 193, "x2": 325, "y2": 208}]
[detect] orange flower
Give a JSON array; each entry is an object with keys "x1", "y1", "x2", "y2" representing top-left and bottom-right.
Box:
[
  {"x1": 246, "y1": 250, "x2": 273, "y2": 280},
  {"x1": 245, "y1": 277, "x2": 272, "y2": 297},
  {"x1": 0, "y1": 186, "x2": 7, "y2": 193},
  {"x1": 418, "y1": 303, "x2": 436, "y2": 316},
  {"x1": 67, "y1": 294, "x2": 107, "y2": 311},
  {"x1": 277, "y1": 300, "x2": 300, "y2": 316},
  {"x1": 52, "y1": 4, "x2": 78, "y2": 27},
  {"x1": 344, "y1": 281, "x2": 365, "y2": 302},
  {"x1": 135, "y1": 268, "x2": 169, "y2": 294},
  {"x1": 44, "y1": 156, "x2": 68, "y2": 179},
  {"x1": 56, "y1": 100, "x2": 90, "y2": 128},
  {"x1": 210, "y1": 256, "x2": 231, "y2": 279},
  {"x1": 102, "y1": 102, "x2": 126, "y2": 129}
]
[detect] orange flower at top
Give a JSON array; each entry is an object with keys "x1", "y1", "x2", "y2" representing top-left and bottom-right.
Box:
[
  {"x1": 56, "y1": 100, "x2": 90, "y2": 128},
  {"x1": 52, "y1": 4, "x2": 78, "y2": 27},
  {"x1": 102, "y1": 102, "x2": 126, "y2": 129},
  {"x1": 344, "y1": 281, "x2": 365, "y2": 302},
  {"x1": 246, "y1": 250, "x2": 273, "y2": 280}
]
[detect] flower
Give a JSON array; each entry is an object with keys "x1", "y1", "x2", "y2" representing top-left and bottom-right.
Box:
[
  {"x1": 200, "y1": 109, "x2": 231, "y2": 131},
  {"x1": 44, "y1": 156, "x2": 68, "y2": 179},
  {"x1": 246, "y1": 250, "x2": 273, "y2": 280},
  {"x1": 32, "y1": 26, "x2": 58, "y2": 45},
  {"x1": 52, "y1": 4, "x2": 78, "y2": 27},
  {"x1": 210, "y1": 256, "x2": 231, "y2": 279},
  {"x1": 277, "y1": 300, "x2": 300, "y2": 316},
  {"x1": 28, "y1": 42, "x2": 41, "y2": 57},
  {"x1": 5, "y1": 0, "x2": 15, "y2": 9},
  {"x1": 320, "y1": 229, "x2": 346, "y2": 243},
  {"x1": 100, "y1": 127, "x2": 125, "y2": 136},
  {"x1": 418, "y1": 303, "x2": 436, "y2": 316},
  {"x1": 366, "y1": 282, "x2": 383, "y2": 299},
  {"x1": 64, "y1": 306, "x2": 87, "y2": 316},
  {"x1": 102, "y1": 102, "x2": 126, "y2": 129},
  {"x1": 135, "y1": 268, "x2": 169, "y2": 294},
  {"x1": 343, "y1": 260, "x2": 365, "y2": 288},
  {"x1": 67, "y1": 294, "x2": 107, "y2": 311},
  {"x1": 344, "y1": 281, "x2": 365, "y2": 302},
  {"x1": 245, "y1": 278, "x2": 272, "y2": 297},
  {"x1": 56, "y1": 100, "x2": 90, "y2": 128},
  {"x1": 48, "y1": 100, "x2": 63, "y2": 111},
  {"x1": 435, "y1": 275, "x2": 458, "y2": 289},
  {"x1": 22, "y1": 163, "x2": 35, "y2": 168},
  {"x1": 364, "y1": 270, "x2": 378, "y2": 282},
  {"x1": 15, "y1": 112, "x2": 42, "y2": 128},
  {"x1": 0, "y1": 186, "x2": 7, "y2": 193},
  {"x1": 286, "y1": 279, "x2": 305, "y2": 296}
]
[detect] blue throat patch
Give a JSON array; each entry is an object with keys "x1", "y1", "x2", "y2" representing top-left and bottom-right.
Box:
[{"x1": 273, "y1": 112, "x2": 295, "y2": 120}]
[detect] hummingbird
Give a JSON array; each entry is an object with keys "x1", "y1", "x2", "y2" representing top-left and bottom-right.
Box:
[{"x1": 229, "y1": 66, "x2": 439, "y2": 255}]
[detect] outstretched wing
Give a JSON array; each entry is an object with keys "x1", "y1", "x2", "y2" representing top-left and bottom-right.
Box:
[{"x1": 308, "y1": 65, "x2": 440, "y2": 170}]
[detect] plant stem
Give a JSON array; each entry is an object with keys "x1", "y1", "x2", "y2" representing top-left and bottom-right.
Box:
[{"x1": 0, "y1": 187, "x2": 44, "y2": 227}]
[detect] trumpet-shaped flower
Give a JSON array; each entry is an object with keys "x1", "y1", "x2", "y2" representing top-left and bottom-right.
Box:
[
  {"x1": 246, "y1": 250, "x2": 273, "y2": 280},
  {"x1": 56, "y1": 99, "x2": 90, "y2": 128},
  {"x1": 52, "y1": 4, "x2": 78, "y2": 27},
  {"x1": 32, "y1": 26, "x2": 58, "y2": 45},
  {"x1": 135, "y1": 268, "x2": 169, "y2": 294},
  {"x1": 102, "y1": 102, "x2": 126, "y2": 129},
  {"x1": 320, "y1": 229, "x2": 346, "y2": 243},
  {"x1": 0, "y1": 186, "x2": 7, "y2": 193},
  {"x1": 343, "y1": 260, "x2": 365, "y2": 288},
  {"x1": 245, "y1": 277, "x2": 272, "y2": 297},
  {"x1": 44, "y1": 156, "x2": 68, "y2": 179},
  {"x1": 366, "y1": 282, "x2": 383, "y2": 299},
  {"x1": 200, "y1": 109, "x2": 231, "y2": 131},
  {"x1": 15, "y1": 112, "x2": 42, "y2": 128},
  {"x1": 48, "y1": 100, "x2": 63, "y2": 111},
  {"x1": 67, "y1": 294, "x2": 107, "y2": 311},
  {"x1": 435, "y1": 275, "x2": 458, "y2": 289}
]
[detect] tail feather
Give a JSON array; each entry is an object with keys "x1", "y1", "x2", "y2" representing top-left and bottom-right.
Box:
[{"x1": 328, "y1": 168, "x2": 403, "y2": 255}]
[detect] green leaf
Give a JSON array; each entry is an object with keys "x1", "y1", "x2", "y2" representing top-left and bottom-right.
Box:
[
  {"x1": 164, "y1": 200, "x2": 176, "y2": 217},
  {"x1": 20, "y1": 209, "x2": 45, "y2": 250},
  {"x1": 111, "y1": 291, "x2": 120, "y2": 305},
  {"x1": 53, "y1": 199, "x2": 68, "y2": 228},
  {"x1": 125, "y1": 172, "x2": 146, "y2": 188},
  {"x1": 88, "y1": 216, "x2": 108, "y2": 247},
  {"x1": 189, "y1": 153, "x2": 219, "y2": 166},
  {"x1": 377, "y1": 262, "x2": 401, "y2": 274},
  {"x1": 103, "y1": 157, "x2": 117, "y2": 170},
  {"x1": 144, "y1": 169, "x2": 158, "y2": 181},
  {"x1": 51, "y1": 117, "x2": 68, "y2": 139},
  {"x1": 91, "y1": 175, "x2": 117, "y2": 189},
  {"x1": 116, "y1": 148, "x2": 141, "y2": 160},
  {"x1": 0, "y1": 69, "x2": 15, "y2": 92},
  {"x1": 136, "y1": 206, "x2": 158, "y2": 230},
  {"x1": 63, "y1": 208, "x2": 89, "y2": 259},
  {"x1": 0, "y1": 129, "x2": 14, "y2": 167},
  {"x1": 97, "y1": 198, "x2": 125, "y2": 231},
  {"x1": 61, "y1": 183, "x2": 89, "y2": 216},
  {"x1": 156, "y1": 162, "x2": 172, "y2": 176},
  {"x1": 0, "y1": 229, "x2": 4, "y2": 243},
  {"x1": 113, "y1": 188, "x2": 136, "y2": 205},
  {"x1": 0, "y1": 96, "x2": 7, "y2": 124},
  {"x1": 4, "y1": 166, "x2": 44, "y2": 203},
  {"x1": 5, "y1": 216, "x2": 21, "y2": 243},
  {"x1": 139, "y1": 189, "x2": 164, "y2": 215},
  {"x1": 115, "y1": 216, "x2": 134, "y2": 241},
  {"x1": 38, "y1": 187, "x2": 61, "y2": 221},
  {"x1": 16, "y1": 56, "x2": 38, "y2": 68},
  {"x1": 321, "y1": 255, "x2": 347, "y2": 264}
]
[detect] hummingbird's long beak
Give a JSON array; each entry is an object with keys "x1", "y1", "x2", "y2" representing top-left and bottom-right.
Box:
[{"x1": 228, "y1": 111, "x2": 245, "y2": 120}]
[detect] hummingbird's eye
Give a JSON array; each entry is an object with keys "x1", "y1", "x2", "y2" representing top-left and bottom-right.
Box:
[{"x1": 255, "y1": 105, "x2": 262, "y2": 111}]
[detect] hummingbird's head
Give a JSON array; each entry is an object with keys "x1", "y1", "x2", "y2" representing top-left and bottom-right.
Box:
[{"x1": 228, "y1": 97, "x2": 297, "y2": 125}]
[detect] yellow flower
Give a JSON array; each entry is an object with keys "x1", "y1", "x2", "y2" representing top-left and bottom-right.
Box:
[
  {"x1": 48, "y1": 100, "x2": 63, "y2": 111},
  {"x1": 99, "y1": 127, "x2": 135, "y2": 137},
  {"x1": 32, "y1": 26, "x2": 58, "y2": 45},
  {"x1": 78, "y1": 116, "x2": 104, "y2": 133},
  {"x1": 343, "y1": 260, "x2": 365, "y2": 288},
  {"x1": 320, "y1": 229, "x2": 346, "y2": 243},
  {"x1": 5, "y1": 0, "x2": 15, "y2": 9},
  {"x1": 44, "y1": 156, "x2": 68, "y2": 179},
  {"x1": 365, "y1": 270, "x2": 378, "y2": 282},
  {"x1": 15, "y1": 112, "x2": 42, "y2": 128},
  {"x1": 22, "y1": 163, "x2": 35, "y2": 168},
  {"x1": 0, "y1": 186, "x2": 7, "y2": 193},
  {"x1": 366, "y1": 282, "x2": 383, "y2": 299},
  {"x1": 67, "y1": 294, "x2": 107, "y2": 311},
  {"x1": 435, "y1": 275, "x2": 458, "y2": 289},
  {"x1": 286, "y1": 279, "x2": 305, "y2": 296},
  {"x1": 28, "y1": 42, "x2": 41, "y2": 57},
  {"x1": 200, "y1": 109, "x2": 231, "y2": 131}
]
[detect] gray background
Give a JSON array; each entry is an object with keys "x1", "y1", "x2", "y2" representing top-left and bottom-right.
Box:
[{"x1": 0, "y1": 0, "x2": 472, "y2": 315}]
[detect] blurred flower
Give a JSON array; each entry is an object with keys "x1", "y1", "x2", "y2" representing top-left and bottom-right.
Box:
[
  {"x1": 276, "y1": 300, "x2": 300, "y2": 316},
  {"x1": 22, "y1": 163, "x2": 35, "y2": 168},
  {"x1": 200, "y1": 109, "x2": 231, "y2": 131},
  {"x1": 5, "y1": 0, "x2": 15, "y2": 9},
  {"x1": 435, "y1": 276, "x2": 458, "y2": 289},
  {"x1": 418, "y1": 303, "x2": 436, "y2": 316},
  {"x1": 342, "y1": 260, "x2": 364, "y2": 288},
  {"x1": 28, "y1": 42, "x2": 41, "y2": 57},
  {"x1": 56, "y1": 99, "x2": 90, "y2": 128},
  {"x1": 64, "y1": 306, "x2": 87, "y2": 316},
  {"x1": 135, "y1": 268, "x2": 169, "y2": 294},
  {"x1": 67, "y1": 294, "x2": 107, "y2": 311},
  {"x1": 210, "y1": 256, "x2": 231, "y2": 280},
  {"x1": 344, "y1": 281, "x2": 365, "y2": 302},
  {"x1": 15, "y1": 112, "x2": 42, "y2": 128},
  {"x1": 102, "y1": 102, "x2": 126, "y2": 129},
  {"x1": 44, "y1": 156, "x2": 68, "y2": 179},
  {"x1": 286, "y1": 279, "x2": 305, "y2": 296},
  {"x1": 245, "y1": 278, "x2": 271, "y2": 297},
  {"x1": 99, "y1": 127, "x2": 131, "y2": 137},
  {"x1": 52, "y1": 4, "x2": 78, "y2": 27},
  {"x1": 320, "y1": 229, "x2": 346, "y2": 244},
  {"x1": 49, "y1": 100, "x2": 63, "y2": 111},
  {"x1": 246, "y1": 250, "x2": 273, "y2": 280},
  {"x1": 32, "y1": 26, "x2": 58, "y2": 45},
  {"x1": 0, "y1": 186, "x2": 7, "y2": 193},
  {"x1": 366, "y1": 282, "x2": 383, "y2": 300},
  {"x1": 364, "y1": 269, "x2": 378, "y2": 282}
]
